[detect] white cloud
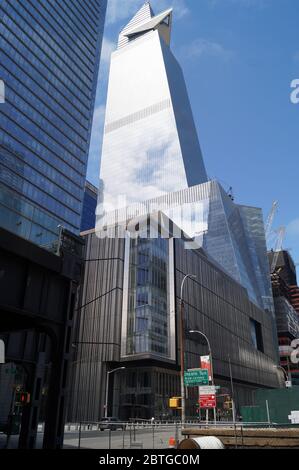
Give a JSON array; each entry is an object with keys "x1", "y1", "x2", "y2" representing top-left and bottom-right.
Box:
[
  {"x1": 100, "y1": 111, "x2": 189, "y2": 212},
  {"x1": 100, "y1": 37, "x2": 115, "y2": 65},
  {"x1": 92, "y1": 105, "x2": 106, "y2": 137},
  {"x1": 87, "y1": 105, "x2": 106, "y2": 185},
  {"x1": 106, "y1": 0, "x2": 189, "y2": 26},
  {"x1": 180, "y1": 38, "x2": 234, "y2": 62}
]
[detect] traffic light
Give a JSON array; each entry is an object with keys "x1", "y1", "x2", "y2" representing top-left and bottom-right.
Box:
[
  {"x1": 169, "y1": 397, "x2": 181, "y2": 409},
  {"x1": 15, "y1": 392, "x2": 30, "y2": 406}
]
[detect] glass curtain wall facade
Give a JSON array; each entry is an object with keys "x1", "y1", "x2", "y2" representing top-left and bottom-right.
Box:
[
  {"x1": 98, "y1": 180, "x2": 273, "y2": 314},
  {"x1": 99, "y1": 3, "x2": 207, "y2": 218},
  {"x1": 80, "y1": 180, "x2": 98, "y2": 232},
  {"x1": 126, "y1": 236, "x2": 170, "y2": 358},
  {"x1": 0, "y1": 0, "x2": 107, "y2": 246}
]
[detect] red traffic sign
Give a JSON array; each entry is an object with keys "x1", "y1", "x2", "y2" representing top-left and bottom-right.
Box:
[{"x1": 199, "y1": 394, "x2": 216, "y2": 409}]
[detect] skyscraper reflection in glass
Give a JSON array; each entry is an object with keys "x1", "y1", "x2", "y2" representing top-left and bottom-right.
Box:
[
  {"x1": 99, "y1": 3, "x2": 207, "y2": 217},
  {"x1": 126, "y1": 236, "x2": 171, "y2": 358},
  {"x1": 0, "y1": 0, "x2": 107, "y2": 247},
  {"x1": 97, "y1": 3, "x2": 274, "y2": 325}
]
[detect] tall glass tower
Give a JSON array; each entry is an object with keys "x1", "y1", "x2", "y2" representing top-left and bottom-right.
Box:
[
  {"x1": 99, "y1": 3, "x2": 207, "y2": 214},
  {"x1": 0, "y1": 0, "x2": 107, "y2": 247}
]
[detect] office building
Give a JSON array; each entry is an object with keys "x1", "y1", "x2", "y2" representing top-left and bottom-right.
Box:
[
  {"x1": 99, "y1": 3, "x2": 207, "y2": 216},
  {"x1": 97, "y1": 4, "x2": 273, "y2": 320},
  {"x1": 69, "y1": 217, "x2": 280, "y2": 422},
  {"x1": 270, "y1": 250, "x2": 299, "y2": 385},
  {"x1": 271, "y1": 274, "x2": 299, "y2": 385},
  {"x1": 68, "y1": 3, "x2": 280, "y2": 422},
  {"x1": 0, "y1": 0, "x2": 107, "y2": 247},
  {"x1": 289, "y1": 285, "x2": 299, "y2": 314},
  {"x1": 99, "y1": 180, "x2": 274, "y2": 316},
  {"x1": 268, "y1": 250, "x2": 299, "y2": 314}
]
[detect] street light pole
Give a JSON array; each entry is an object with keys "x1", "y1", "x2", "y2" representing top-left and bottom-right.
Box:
[
  {"x1": 179, "y1": 274, "x2": 196, "y2": 427},
  {"x1": 104, "y1": 367, "x2": 125, "y2": 418},
  {"x1": 228, "y1": 355, "x2": 236, "y2": 423},
  {"x1": 189, "y1": 329, "x2": 215, "y2": 423},
  {"x1": 189, "y1": 330, "x2": 214, "y2": 385}
]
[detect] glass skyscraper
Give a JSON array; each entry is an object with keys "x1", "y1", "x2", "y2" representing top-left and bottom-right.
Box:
[
  {"x1": 99, "y1": 3, "x2": 207, "y2": 216},
  {"x1": 0, "y1": 0, "x2": 107, "y2": 248},
  {"x1": 80, "y1": 180, "x2": 98, "y2": 232},
  {"x1": 96, "y1": 3, "x2": 274, "y2": 317}
]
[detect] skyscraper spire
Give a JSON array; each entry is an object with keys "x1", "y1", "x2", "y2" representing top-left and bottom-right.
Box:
[
  {"x1": 118, "y1": 3, "x2": 173, "y2": 49},
  {"x1": 118, "y1": 2, "x2": 154, "y2": 49},
  {"x1": 100, "y1": 3, "x2": 208, "y2": 214}
]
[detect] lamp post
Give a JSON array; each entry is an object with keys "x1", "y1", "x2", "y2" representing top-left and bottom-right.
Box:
[
  {"x1": 189, "y1": 330, "x2": 214, "y2": 385},
  {"x1": 228, "y1": 355, "x2": 236, "y2": 423},
  {"x1": 179, "y1": 274, "x2": 197, "y2": 427},
  {"x1": 104, "y1": 367, "x2": 125, "y2": 418},
  {"x1": 189, "y1": 329, "x2": 216, "y2": 423}
]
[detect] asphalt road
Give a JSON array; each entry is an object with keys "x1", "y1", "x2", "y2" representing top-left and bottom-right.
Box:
[
  {"x1": 0, "y1": 426, "x2": 182, "y2": 449},
  {"x1": 63, "y1": 426, "x2": 181, "y2": 449}
]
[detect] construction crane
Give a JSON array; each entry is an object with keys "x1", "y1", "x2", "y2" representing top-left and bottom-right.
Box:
[
  {"x1": 265, "y1": 201, "x2": 279, "y2": 241},
  {"x1": 270, "y1": 226, "x2": 286, "y2": 274}
]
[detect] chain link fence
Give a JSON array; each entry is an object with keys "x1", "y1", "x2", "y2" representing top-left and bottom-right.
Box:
[{"x1": 63, "y1": 421, "x2": 184, "y2": 449}]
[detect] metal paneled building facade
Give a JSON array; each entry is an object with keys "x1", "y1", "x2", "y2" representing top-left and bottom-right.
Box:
[{"x1": 69, "y1": 226, "x2": 280, "y2": 422}]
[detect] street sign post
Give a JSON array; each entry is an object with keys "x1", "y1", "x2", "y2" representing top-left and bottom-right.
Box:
[
  {"x1": 199, "y1": 394, "x2": 217, "y2": 409},
  {"x1": 198, "y1": 385, "x2": 217, "y2": 396},
  {"x1": 184, "y1": 369, "x2": 209, "y2": 386}
]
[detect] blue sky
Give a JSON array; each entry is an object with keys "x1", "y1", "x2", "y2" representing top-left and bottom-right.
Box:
[{"x1": 87, "y1": 0, "x2": 299, "y2": 266}]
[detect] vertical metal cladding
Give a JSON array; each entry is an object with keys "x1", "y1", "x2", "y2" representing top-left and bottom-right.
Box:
[
  {"x1": 69, "y1": 232, "x2": 125, "y2": 422},
  {"x1": 69, "y1": 224, "x2": 280, "y2": 421},
  {"x1": 174, "y1": 238, "x2": 279, "y2": 389}
]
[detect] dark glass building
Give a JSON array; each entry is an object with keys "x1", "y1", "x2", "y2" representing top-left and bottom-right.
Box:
[
  {"x1": 69, "y1": 216, "x2": 280, "y2": 422},
  {"x1": 0, "y1": 0, "x2": 107, "y2": 248},
  {"x1": 80, "y1": 180, "x2": 98, "y2": 232}
]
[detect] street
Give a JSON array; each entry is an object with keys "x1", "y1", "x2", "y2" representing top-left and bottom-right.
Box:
[
  {"x1": 0, "y1": 425, "x2": 182, "y2": 450},
  {"x1": 64, "y1": 426, "x2": 182, "y2": 449}
]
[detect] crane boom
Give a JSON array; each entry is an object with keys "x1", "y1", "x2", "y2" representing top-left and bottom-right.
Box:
[{"x1": 265, "y1": 201, "x2": 278, "y2": 240}]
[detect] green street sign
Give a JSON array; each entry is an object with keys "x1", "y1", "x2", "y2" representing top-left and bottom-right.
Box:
[{"x1": 184, "y1": 369, "x2": 209, "y2": 386}]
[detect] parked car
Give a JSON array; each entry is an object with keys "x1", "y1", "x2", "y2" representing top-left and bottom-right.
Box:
[{"x1": 99, "y1": 417, "x2": 125, "y2": 431}]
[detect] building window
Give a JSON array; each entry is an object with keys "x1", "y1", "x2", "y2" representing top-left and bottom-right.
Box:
[
  {"x1": 250, "y1": 319, "x2": 264, "y2": 353},
  {"x1": 126, "y1": 237, "x2": 170, "y2": 357}
]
